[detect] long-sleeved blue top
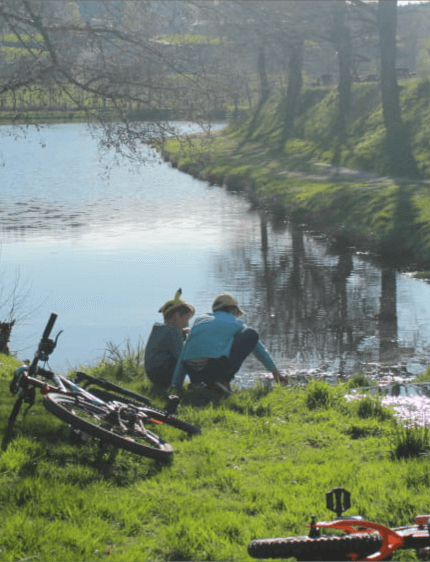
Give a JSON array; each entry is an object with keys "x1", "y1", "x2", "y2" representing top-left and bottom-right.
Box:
[{"x1": 171, "y1": 311, "x2": 278, "y2": 388}]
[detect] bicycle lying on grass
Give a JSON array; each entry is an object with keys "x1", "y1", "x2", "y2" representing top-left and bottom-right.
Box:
[
  {"x1": 248, "y1": 487, "x2": 430, "y2": 561},
  {"x1": 2, "y1": 313, "x2": 200, "y2": 461}
]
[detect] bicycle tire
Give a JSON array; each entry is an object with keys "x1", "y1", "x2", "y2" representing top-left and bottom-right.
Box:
[
  {"x1": 248, "y1": 532, "x2": 383, "y2": 561},
  {"x1": 88, "y1": 388, "x2": 201, "y2": 435},
  {"x1": 142, "y1": 406, "x2": 201, "y2": 435},
  {"x1": 43, "y1": 393, "x2": 173, "y2": 461}
]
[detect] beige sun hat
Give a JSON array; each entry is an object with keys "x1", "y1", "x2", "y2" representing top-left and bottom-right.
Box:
[{"x1": 212, "y1": 293, "x2": 245, "y2": 315}]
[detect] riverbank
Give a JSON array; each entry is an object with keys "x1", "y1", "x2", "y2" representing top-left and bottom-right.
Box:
[
  {"x1": 159, "y1": 80, "x2": 430, "y2": 272},
  {"x1": 160, "y1": 130, "x2": 430, "y2": 272},
  {"x1": 2, "y1": 351, "x2": 430, "y2": 561}
]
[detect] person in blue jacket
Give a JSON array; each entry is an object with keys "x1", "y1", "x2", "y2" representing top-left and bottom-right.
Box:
[{"x1": 170, "y1": 293, "x2": 287, "y2": 394}]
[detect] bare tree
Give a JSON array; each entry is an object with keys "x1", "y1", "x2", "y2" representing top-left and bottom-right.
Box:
[
  {"x1": 0, "y1": 267, "x2": 30, "y2": 355},
  {"x1": 0, "y1": 0, "x2": 233, "y2": 161}
]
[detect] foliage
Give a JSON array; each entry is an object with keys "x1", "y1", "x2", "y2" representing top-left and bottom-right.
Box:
[
  {"x1": 391, "y1": 424, "x2": 430, "y2": 460},
  {"x1": 345, "y1": 373, "x2": 375, "y2": 389},
  {"x1": 415, "y1": 367, "x2": 430, "y2": 383},
  {"x1": 304, "y1": 379, "x2": 344, "y2": 410},
  {"x1": 0, "y1": 353, "x2": 20, "y2": 377},
  {"x1": 350, "y1": 395, "x2": 393, "y2": 422},
  {"x1": 88, "y1": 338, "x2": 146, "y2": 383}
]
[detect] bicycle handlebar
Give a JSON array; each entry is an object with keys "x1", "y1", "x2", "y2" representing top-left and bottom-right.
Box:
[
  {"x1": 42, "y1": 313, "x2": 58, "y2": 339},
  {"x1": 28, "y1": 313, "x2": 58, "y2": 376}
]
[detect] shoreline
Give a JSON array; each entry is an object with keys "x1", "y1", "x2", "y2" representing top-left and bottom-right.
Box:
[{"x1": 159, "y1": 132, "x2": 430, "y2": 273}]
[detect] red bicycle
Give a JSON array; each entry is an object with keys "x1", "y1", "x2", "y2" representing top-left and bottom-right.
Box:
[{"x1": 248, "y1": 487, "x2": 430, "y2": 561}]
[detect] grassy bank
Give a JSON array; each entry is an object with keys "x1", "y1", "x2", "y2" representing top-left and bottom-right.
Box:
[
  {"x1": 2, "y1": 352, "x2": 430, "y2": 561},
  {"x1": 160, "y1": 79, "x2": 430, "y2": 270}
]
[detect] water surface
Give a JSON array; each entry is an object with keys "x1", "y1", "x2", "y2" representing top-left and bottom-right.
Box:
[{"x1": 1, "y1": 123, "x2": 430, "y2": 384}]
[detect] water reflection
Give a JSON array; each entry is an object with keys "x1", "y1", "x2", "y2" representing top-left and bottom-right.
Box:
[
  {"x1": 379, "y1": 268, "x2": 398, "y2": 364},
  {"x1": 345, "y1": 380, "x2": 430, "y2": 428},
  {"x1": 212, "y1": 212, "x2": 430, "y2": 383}
]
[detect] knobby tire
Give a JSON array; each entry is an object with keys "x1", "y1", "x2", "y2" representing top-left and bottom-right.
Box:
[
  {"x1": 248, "y1": 532, "x2": 383, "y2": 561},
  {"x1": 88, "y1": 388, "x2": 201, "y2": 435},
  {"x1": 43, "y1": 393, "x2": 173, "y2": 461}
]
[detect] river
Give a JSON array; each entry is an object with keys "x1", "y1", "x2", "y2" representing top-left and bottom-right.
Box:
[{"x1": 1, "y1": 122, "x2": 430, "y2": 386}]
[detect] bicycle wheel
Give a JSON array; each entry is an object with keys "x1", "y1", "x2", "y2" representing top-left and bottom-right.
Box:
[
  {"x1": 43, "y1": 393, "x2": 173, "y2": 461},
  {"x1": 248, "y1": 532, "x2": 382, "y2": 561},
  {"x1": 88, "y1": 389, "x2": 201, "y2": 435}
]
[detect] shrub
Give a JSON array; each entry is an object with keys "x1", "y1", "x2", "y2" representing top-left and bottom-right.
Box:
[
  {"x1": 90, "y1": 338, "x2": 146, "y2": 382},
  {"x1": 354, "y1": 396, "x2": 392, "y2": 421},
  {"x1": 391, "y1": 424, "x2": 430, "y2": 460},
  {"x1": 415, "y1": 367, "x2": 430, "y2": 383},
  {"x1": 305, "y1": 380, "x2": 341, "y2": 410},
  {"x1": 345, "y1": 373, "x2": 374, "y2": 389}
]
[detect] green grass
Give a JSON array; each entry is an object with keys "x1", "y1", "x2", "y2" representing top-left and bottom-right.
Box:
[
  {"x1": 160, "y1": 78, "x2": 430, "y2": 267},
  {"x1": 1, "y1": 352, "x2": 430, "y2": 561},
  {"x1": 414, "y1": 366, "x2": 430, "y2": 382}
]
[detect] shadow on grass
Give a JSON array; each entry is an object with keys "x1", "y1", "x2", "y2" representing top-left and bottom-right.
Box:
[
  {"x1": 2, "y1": 413, "x2": 171, "y2": 483},
  {"x1": 237, "y1": 98, "x2": 269, "y2": 150}
]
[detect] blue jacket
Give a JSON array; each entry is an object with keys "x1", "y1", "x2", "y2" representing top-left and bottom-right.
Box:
[{"x1": 171, "y1": 311, "x2": 278, "y2": 388}]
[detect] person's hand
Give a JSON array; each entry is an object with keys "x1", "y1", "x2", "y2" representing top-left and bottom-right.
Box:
[{"x1": 272, "y1": 370, "x2": 288, "y2": 386}]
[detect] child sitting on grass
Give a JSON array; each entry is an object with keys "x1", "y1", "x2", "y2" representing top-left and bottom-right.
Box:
[{"x1": 144, "y1": 289, "x2": 195, "y2": 389}]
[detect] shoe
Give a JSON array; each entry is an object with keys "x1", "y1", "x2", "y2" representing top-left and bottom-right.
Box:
[{"x1": 205, "y1": 381, "x2": 232, "y2": 396}]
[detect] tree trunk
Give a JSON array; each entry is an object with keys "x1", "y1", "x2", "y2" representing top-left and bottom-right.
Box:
[
  {"x1": 0, "y1": 320, "x2": 15, "y2": 355},
  {"x1": 258, "y1": 45, "x2": 270, "y2": 103},
  {"x1": 281, "y1": 40, "x2": 304, "y2": 145},
  {"x1": 378, "y1": 0, "x2": 419, "y2": 177},
  {"x1": 334, "y1": 2, "x2": 352, "y2": 135}
]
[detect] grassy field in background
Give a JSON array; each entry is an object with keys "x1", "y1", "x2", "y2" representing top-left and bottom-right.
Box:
[{"x1": 2, "y1": 352, "x2": 430, "y2": 561}]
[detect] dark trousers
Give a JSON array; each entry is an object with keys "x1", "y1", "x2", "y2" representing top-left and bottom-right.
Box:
[
  {"x1": 187, "y1": 328, "x2": 259, "y2": 384},
  {"x1": 146, "y1": 357, "x2": 176, "y2": 389}
]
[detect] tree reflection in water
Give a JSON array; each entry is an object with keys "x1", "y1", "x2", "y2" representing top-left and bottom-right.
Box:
[{"x1": 211, "y1": 211, "x2": 406, "y2": 380}]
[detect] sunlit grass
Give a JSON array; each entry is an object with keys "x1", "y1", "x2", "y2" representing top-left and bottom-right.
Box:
[
  {"x1": 0, "y1": 353, "x2": 20, "y2": 377},
  {"x1": 391, "y1": 424, "x2": 430, "y2": 460},
  {"x1": 2, "y1": 348, "x2": 430, "y2": 561}
]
